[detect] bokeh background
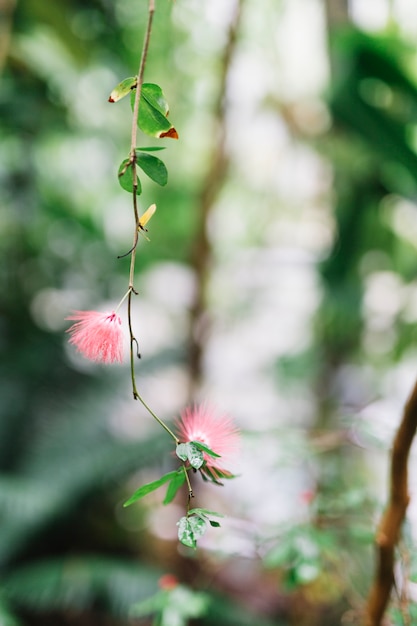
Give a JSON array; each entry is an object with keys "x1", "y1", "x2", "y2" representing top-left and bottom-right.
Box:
[{"x1": 2, "y1": 0, "x2": 417, "y2": 624}]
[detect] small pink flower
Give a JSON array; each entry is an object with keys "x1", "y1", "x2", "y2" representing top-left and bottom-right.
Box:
[
  {"x1": 66, "y1": 310, "x2": 124, "y2": 364},
  {"x1": 176, "y1": 404, "x2": 240, "y2": 480}
]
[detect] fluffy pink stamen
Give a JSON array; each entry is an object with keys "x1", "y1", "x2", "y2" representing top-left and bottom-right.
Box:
[
  {"x1": 66, "y1": 310, "x2": 124, "y2": 364},
  {"x1": 175, "y1": 404, "x2": 240, "y2": 472}
]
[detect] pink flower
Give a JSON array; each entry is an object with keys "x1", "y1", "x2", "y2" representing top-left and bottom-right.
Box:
[
  {"x1": 176, "y1": 404, "x2": 240, "y2": 480},
  {"x1": 66, "y1": 310, "x2": 124, "y2": 364}
]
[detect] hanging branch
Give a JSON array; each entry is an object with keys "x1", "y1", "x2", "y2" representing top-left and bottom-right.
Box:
[
  {"x1": 67, "y1": 0, "x2": 241, "y2": 550},
  {"x1": 364, "y1": 378, "x2": 417, "y2": 625}
]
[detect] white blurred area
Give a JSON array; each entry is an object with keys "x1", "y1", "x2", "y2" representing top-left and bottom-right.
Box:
[{"x1": 29, "y1": 0, "x2": 417, "y2": 551}]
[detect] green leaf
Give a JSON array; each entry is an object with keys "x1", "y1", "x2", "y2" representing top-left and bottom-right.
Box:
[
  {"x1": 177, "y1": 515, "x2": 207, "y2": 549},
  {"x1": 108, "y1": 76, "x2": 137, "y2": 103},
  {"x1": 130, "y1": 591, "x2": 168, "y2": 617},
  {"x1": 188, "y1": 508, "x2": 224, "y2": 519},
  {"x1": 209, "y1": 520, "x2": 221, "y2": 528},
  {"x1": 188, "y1": 516, "x2": 207, "y2": 539},
  {"x1": 118, "y1": 159, "x2": 141, "y2": 195},
  {"x1": 175, "y1": 444, "x2": 188, "y2": 462},
  {"x1": 191, "y1": 441, "x2": 221, "y2": 459},
  {"x1": 136, "y1": 151, "x2": 168, "y2": 186},
  {"x1": 123, "y1": 470, "x2": 180, "y2": 507},
  {"x1": 263, "y1": 540, "x2": 294, "y2": 569},
  {"x1": 137, "y1": 146, "x2": 166, "y2": 152},
  {"x1": 135, "y1": 83, "x2": 179, "y2": 139},
  {"x1": 142, "y1": 83, "x2": 169, "y2": 115},
  {"x1": 175, "y1": 443, "x2": 204, "y2": 468},
  {"x1": 186, "y1": 443, "x2": 204, "y2": 469},
  {"x1": 163, "y1": 469, "x2": 186, "y2": 505}
]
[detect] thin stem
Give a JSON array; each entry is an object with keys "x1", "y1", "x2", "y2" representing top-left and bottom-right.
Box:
[
  {"x1": 119, "y1": 0, "x2": 177, "y2": 448},
  {"x1": 130, "y1": 0, "x2": 155, "y2": 155},
  {"x1": 127, "y1": 288, "x2": 140, "y2": 400},
  {"x1": 114, "y1": 288, "x2": 131, "y2": 314},
  {"x1": 126, "y1": 0, "x2": 155, "y2": 400},
  {"x1": 183, "y1": 465, "x2": 194, "y2": 506},
  {"x1": 136, "y1": 388, "x2": 180, "y2": 444}
]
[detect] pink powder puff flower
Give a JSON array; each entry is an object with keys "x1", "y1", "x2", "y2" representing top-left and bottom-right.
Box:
[
  {"x1": 66, "y1": 310, "x2": 124, "y2": 364},
  {"x1": 176, "y1": 404, "x2": 240, "y2": 481}
]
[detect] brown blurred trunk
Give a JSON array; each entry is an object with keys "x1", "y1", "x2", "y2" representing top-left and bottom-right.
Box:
[
  {"x1": 364, "y1": 380, "x2": 417, "y2": 625},
  {"x1": 323, "y1": 0, "x2": 349, "y2": 30},
  {"x1": 187, "y1": 0, "x2": 244, "y2": 401},
  {"x1": 0, "y1": 0, "x2": 16, "y2": 73}
]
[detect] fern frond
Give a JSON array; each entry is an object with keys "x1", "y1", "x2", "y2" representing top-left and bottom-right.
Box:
[{"x1": 3, "y1": 556, "x2": 160, "y2": 618}]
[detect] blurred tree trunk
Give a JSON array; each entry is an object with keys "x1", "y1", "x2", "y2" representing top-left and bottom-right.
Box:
[
  {"x1": 187, "y1": 0, "x2": 244, "y2": 401},
  {"x1": 0, "y1": 0, "x2": 16, "y2": 72},
  {"x1": 323, "y1": 0, "x2": 349, "y2": 28}
]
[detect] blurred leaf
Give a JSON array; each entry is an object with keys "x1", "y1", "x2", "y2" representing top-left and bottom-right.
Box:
[
  {"x1": 118, "y1": 158, "x2": 142, "y2": 195},
  {"x1": 123, "y1": 470, "x2": 179, "y2": 507},
  {"x1": 203, "y1": 593, "x2": 280, "y2": 626},
  {"x1": 200, "y1": 464, "x2": 237, "y2": 485},
  {"x1": 3, "y1": 557, "x2": 159, "y2": 617},
  {"x1": 108, "y1": 76, "x2": 137, "y2": 103},
  {"x1": 191, "y1": 441, "x2": 221, "y2": 458},
  {"x1": 0, "y1": 596, "x2": 21, "y2": 626},
  {"x1": 163, "y1": 469, "x2": 186, "y2": 505},
  {"x1": 263, "y1": 538, "x2": 294, "y2": 569},
  {"x1": 136, "y1": 151, "x2": 168, "y2": 186},
  {"x1": 132, "y1": 585, "x2": 209, "y2": 626},
  {"x1": 137, "y1": 146, "x2": 166, "y2": 152},
  {"x1": 188, "y1": 508, "x2": 224, "y2": 520}
]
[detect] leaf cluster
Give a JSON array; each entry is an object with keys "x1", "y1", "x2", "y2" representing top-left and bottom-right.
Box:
[{"x1": 110, "y1": 80, "x2": 178, "y2": 196}]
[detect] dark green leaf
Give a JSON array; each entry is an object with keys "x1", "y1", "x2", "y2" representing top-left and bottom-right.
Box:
[
  {"x1": 136, "y1": 151, "x2": 168, "y2": 186},
  {"x1": 108, "y1": 76, "x2": 137, "y2": 103},
  {"x1": 191, "y1": 441, "x2": 221, "y2": 459},
  {"x1": 163, "y1": 469, "x2": 186, "y2": 505},
  {"x1": 134, "y1": 84, "x2": 179, "y2": 139},
  {"x1": 142, "y1": 84, "x2": 168, "y2": 115},
  {"x1": 118, "y1": 159, "x2": 141, "y2": 195},
  {"x1": 123, "y1": 470, "x2": 180, "y2": 507},
  {"x1": 209, "y1": 520, "x2": 221, "y2": 528}
]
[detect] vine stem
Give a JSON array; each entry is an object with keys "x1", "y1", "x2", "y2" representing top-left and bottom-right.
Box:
[
  {"x1": 127, "y1": 0, "x2": 154, "y2": 401},
  {"x1": 135, "y1": 383, "x2": 179, "y2": 444},
  {"x1": 122, "y1": 0, "x2": 178, "y2": 445},
  {"x1": 183, "y1": 465, "x2": 194, "y2": 505}
]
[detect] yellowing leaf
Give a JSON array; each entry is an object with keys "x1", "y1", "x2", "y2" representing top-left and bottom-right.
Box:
[
  {"x1": 139, "y1": 203, "x2": 156, "y2": 229},
  {"x1": 108, "y1": 77, "x2": 137, "y2": 103}
]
